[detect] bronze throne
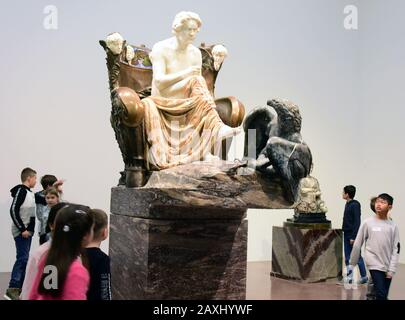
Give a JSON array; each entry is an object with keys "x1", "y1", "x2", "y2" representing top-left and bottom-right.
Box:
[{"x1": 100, "y1": 35, "x2": 245, "y2": 187}]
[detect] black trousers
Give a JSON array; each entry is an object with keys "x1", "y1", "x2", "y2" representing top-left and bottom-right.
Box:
[{"x1": 370, "y1": 270, "x2": 392, "y2": 300}]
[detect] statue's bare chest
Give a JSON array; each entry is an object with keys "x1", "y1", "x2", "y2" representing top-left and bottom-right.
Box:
[{"x1": 164, "y1": 50, "x2": 199, "y2": 73}]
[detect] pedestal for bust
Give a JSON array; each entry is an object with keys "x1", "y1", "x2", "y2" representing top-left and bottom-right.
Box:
[
  {"x1": 284, "y1": 212, "x2": 331, "y2": 229},
  {"x1": 271, "y1": 222, "x2": 343, "y2": 283}
]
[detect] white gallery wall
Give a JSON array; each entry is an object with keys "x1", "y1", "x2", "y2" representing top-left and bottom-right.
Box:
[{"x1": 1, "y1": 0, "x2": 404, "y2": 271}]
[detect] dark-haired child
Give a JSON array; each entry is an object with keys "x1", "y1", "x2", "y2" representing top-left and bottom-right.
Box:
[
  {"x1": 20, "y1": 202, "x2": 67, "y2": 299},
  {"x1": 341, "y1": 185, "x2": 368, "y2": 284},
  {"x1": 349, "y1": 193, "x2": 400, "y2": 300},
  {"x1": 86, "y1": 209, "x2": 112, "y2": 300},
  {"x1": 29, "y1": 204, "x2": 94, "y2": 300},
  {"x1": 35, "y1": 175, "x2": 64, "y2": 245},
  {"x1": 37, "y1": 187, "x2": 61, "y2": 244},
  {"x1": 5, "y1": 168, "x2": 45, "y2": 300}
]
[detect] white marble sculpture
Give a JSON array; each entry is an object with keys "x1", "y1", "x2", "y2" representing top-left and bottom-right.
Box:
[
  {"x1": 126, "y1": 45, "x2": 135, "y2": 64},
  {"x1": 101, "y1": 12, "x2": 244, "y2": 174},
  {"x1": 212, "y1": 44, "x2": 228, "y2": 71},
  {"x1": 140, "y1": 11, "x2": 241, "y2": 167},
  {"x1": 106, "y1": 32, "x2": 124, "y2": 55},
  {"x1": 150, "y1": 11, "x2": 203, "y2": 99}
]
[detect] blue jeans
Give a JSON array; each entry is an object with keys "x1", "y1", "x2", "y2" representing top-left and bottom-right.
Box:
[
  {"x1": 370, "y1": 270, "x2": 392, "y2": 300},
  {"x1": 343, "y1": 232, "x2": 367, "y2": 278},
  {"x1": 9, "y1": 234, "x2": 32, "y2": 288}
]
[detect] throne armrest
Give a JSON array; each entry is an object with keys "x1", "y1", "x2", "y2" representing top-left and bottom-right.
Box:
[{"x1": 215, "y1": 96, "x2": 245, "y2": 128}]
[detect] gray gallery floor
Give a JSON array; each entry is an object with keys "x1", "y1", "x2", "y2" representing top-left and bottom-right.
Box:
[
  {"x1": 247, "y1": 262, "x2": 405, "y2": 300},
  {"x1": 1, "y1": 262, "x2": 404, "y2": 300}
]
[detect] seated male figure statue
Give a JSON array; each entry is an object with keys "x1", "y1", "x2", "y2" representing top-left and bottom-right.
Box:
[{"x1": 142, "y1": 11, "x2": 241, "y2": 169}]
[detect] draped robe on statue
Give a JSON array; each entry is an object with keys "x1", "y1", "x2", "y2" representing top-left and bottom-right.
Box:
[{"x1": 142, "y1": 75, "x2": 224, "y2": 170}]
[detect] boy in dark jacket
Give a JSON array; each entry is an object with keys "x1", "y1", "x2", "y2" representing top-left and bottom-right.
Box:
[
  {"x1": 4, "y1": 168, "x2": 46, "y2": 300},
  {"x1": 342, "y1": 185, "x2": 368, "y2": 284}
]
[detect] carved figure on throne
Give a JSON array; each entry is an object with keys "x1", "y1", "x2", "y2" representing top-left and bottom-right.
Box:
[
  {"x1": 144, "y1": 12, "x2": 241, "y2": 168},
  {"x1": 100, "y1": 11, "x2": 245, "y2": 187}
]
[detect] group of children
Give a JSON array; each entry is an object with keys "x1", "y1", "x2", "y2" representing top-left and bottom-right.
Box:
[
  {"x1": 4, "y1": 167, "x2": 111, "y2": 300},
  {"x1": 4, "y1": 168, "x2": 401, "y2": 301},
  {"x1": 341, "y1": 185, "x2": 400, "y2": 300}
]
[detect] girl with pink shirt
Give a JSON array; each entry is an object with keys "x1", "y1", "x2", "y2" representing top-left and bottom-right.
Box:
[{"x1": 29, "y1": 204, "x2": 94, "y2": 300}]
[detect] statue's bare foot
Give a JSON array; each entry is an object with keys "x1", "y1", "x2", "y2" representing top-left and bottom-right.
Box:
[
  {"x1": 218, "y1": 124, "x2": 242, "y2": 141},
  {"x1": 202, "y1": 152, "x2": 221, "y2": 162}
]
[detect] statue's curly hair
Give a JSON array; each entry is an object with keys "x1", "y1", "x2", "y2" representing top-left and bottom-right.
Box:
[{"x1": 172, "y1": 11, "x2": 202, "y2": 33}]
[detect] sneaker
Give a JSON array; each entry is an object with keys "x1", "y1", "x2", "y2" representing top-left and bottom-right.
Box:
[
  {"x1": 336, "y1": 271, "x2": 354, "y2": 286},
  {"x1": 358, "y1": 276, "x2": 368, "y2": 285},
  {"x1": 366, "y1": 293, "x2": 376, "y2": 300},
  {"x1": 3, "y1": 288, "x2": 21, "y2": 300},
  {"x1": 336, "y1": 277, "x2": 352, "y2": 285},
  {"x1": 345, "y1": 269, "x2": 354, "y2": 284}
]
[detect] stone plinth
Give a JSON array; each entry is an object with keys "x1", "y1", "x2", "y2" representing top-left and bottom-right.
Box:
[
  {"x1": 109, "y1": 161, "x2": 296, "y2": 299},
  {"x1": 271, "y1": 226, "x2": 342, "y2": 282},
  {"x1": 109, "y1": 161, "x2": 256, "y2": 300},
  {"x1": 109, "y1": 210, "x2": 247, "y2": 299}
]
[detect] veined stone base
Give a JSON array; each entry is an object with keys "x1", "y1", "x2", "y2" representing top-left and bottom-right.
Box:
[
  {"x1": 109, "y1": 186, "x2": 247, "y2": 300},
  {"x1": 108, "y1": 159, "x2": 296, "y2": 300},
  {"x1": 271, "y1": 226, "x2": 342, "y2": 283}
]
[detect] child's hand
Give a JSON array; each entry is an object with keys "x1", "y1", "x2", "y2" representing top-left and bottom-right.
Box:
[
  {"x1": 386, "y1": 272, "x2": 393, "y2": 279},
  {"x1": 21, "y1": 230, "x2": 31, "y2": 238},
  {"x1": 53, "y1": 179, "x2": 65, "y2": 192}
]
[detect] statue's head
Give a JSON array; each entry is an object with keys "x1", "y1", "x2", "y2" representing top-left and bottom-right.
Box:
[
  {"x1": 106, "y1": 32, "x2": 124, "y2": 55},
  {"x1": 212, "y1": 45, "x2": 228, "y2": 71},
  {"x1": 126, "y1": 45, "x2": 135, "y2": 63},
  {"x1": 172, "y1": 11, "x2": 202, "y2": 44}
]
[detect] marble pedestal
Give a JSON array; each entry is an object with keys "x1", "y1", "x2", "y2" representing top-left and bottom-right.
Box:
[
  {"x1": 271, "y1": 226, "x2": 343, "y2": 282},
  {"x1": 109, "y1": 186, "x2": 247, "y2": 300}
]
